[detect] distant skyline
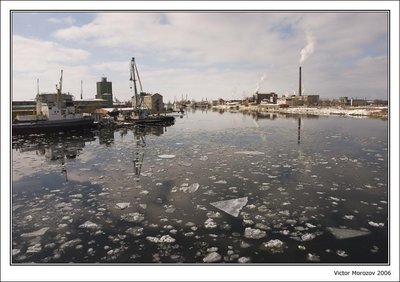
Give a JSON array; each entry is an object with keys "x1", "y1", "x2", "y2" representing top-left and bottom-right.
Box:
[{"x1": 12, "y1": 11, "x2": 388, "y2": 102}]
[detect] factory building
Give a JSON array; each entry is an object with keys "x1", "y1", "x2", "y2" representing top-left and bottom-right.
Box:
[
  {"x1": 132, "y1": 93, "x2": 164, "y2": 114},
  {"x1": 12, "y1": 101, "x2": 36, "y2": 120},
  {"x1": 254, "y1": 92, "x2": 278, "y2": 104},
  {"x1": 96, "y1": 77, "x2": 113, "y2": 108}
]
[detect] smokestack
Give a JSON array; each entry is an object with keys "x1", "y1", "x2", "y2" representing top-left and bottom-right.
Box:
[{"x1": 299, "y1": 66, "x2": 302, "y2": 96}]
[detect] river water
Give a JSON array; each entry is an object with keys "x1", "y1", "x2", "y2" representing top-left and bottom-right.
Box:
[{"x1": 11, "y1": 109, "x2": 388, "y2": 263}]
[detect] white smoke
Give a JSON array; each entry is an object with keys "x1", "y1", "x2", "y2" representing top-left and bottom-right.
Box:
[
  {"x1": 254, "y1": 73, "x2": 267, "y2": 93},
  {"x1": 299, "y1": 31, "x2": 316, "y2": 64}
]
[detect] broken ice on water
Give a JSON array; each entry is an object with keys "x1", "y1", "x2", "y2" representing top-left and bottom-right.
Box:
[
  {"x1": 327, "y1": 227, "x2": 371, "y2": 239},
  {"x1": 262, "y1": 239, "x2": 285, "y2": 253},
  {"x1": 157, "y1": 154, "x2": 176, "y2": 159},
  {"x1": 234, "y1": 151, "x2": 265, "y2": 155},
  {"x1": 210, "y1": 196, "x2": 248, "y2": 217},
  {"x1": 20, "y1": 227, "x2": 50, "y2": 238},
  {"x1": 244, "y1": 227, "x2": 266, "y2": 239},
  {"x1": 115, "y1": 203, "x2": 130, "y2": 209}
]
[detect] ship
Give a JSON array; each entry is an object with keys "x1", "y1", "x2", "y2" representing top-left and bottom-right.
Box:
[{"x1": 12, "y1": 70, "x2": 95, "y2": 134}]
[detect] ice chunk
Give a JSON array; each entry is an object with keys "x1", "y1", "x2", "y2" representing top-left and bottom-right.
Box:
[
  {"x1": 307, "y1": 253, "x2": 320, "y2": 262},
  {"x1": 146, "y1": 235, "x2": 176, "y2": 244},
  {"x1": 157, "y1": 155, "x2": 176, "y2": 159},
  {"x1": 146, "y1": 236, "x2": 159, "y2": 243},
  {"x1": 244, "y1": 227, "x2": 266, "y2": 239},
  {"x1": 238, "y1": 257, "x2": 251, "y2": 263},
  {"x1": 204, "y1": 218, "x2": 217, "y2": 229},
  {"x1": 121, "y1": 212, "x2": 145, "y2": 223},
  {"x1": 234, "y1": 151, "x2": 265, "y2": 155},
  {"x1": 200, "y1": 156, "x2": 209, "y2": 161},
  {"x1": 159, "y1": 235, "x2": 176, "y2": 243},
  {"x1": 27, "y1": 244, "x2": 42, "y2": 253},
  {"x1": 21, "y1": 227, "x2": 49, "y2": 238},
  {"x1": 203, "y1": 252, "x2": 222, "y2": 263},
  {"x1": 60, "y1": 239, "x2": 82, "y2": 249},
  {"x1": 368, "y1": 221, "x2": 385, "y2": 228},
  {"x1": 79, "y1": 221, "x2": 99, "y2": 229},
  {"x1": 214, "y1": 180, "x2": 227, "y2": 184},
  {"x1": 188, "y1": 183, "x2": 200, "y2": 193},
  {"x1": 301, "y1": 233, "x2": 316, "y2": 241},
  {"x1": 327, "y1": 227, "x2": 371, "y2": 239},
  {"x1": 116, "y1": 203, "x2": 130, "y2": 210},
  {"x1": 126, "y1": 227, "x2": 144, "y2": 237},
  {"x1": 336, "y1": 250, "x2": 348, "y2": 257},
  {"x1": 12, "y1": 249, "x2": 21, "y2": 256},
  {"x1": 210, "y1": 197, "x2": 248, "y2": 217},
  {"x1": 263, "y1": 239, "x2": 285, "y2": 253}
]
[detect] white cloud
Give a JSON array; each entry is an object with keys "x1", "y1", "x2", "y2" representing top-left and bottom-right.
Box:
[
  {"x1": 12, "y1": 35, "x2": 93, "y2": 100},
  {"x1": 12, "y1": 12, "x2": 388, "y2": 101},
  {"x1": 47, "y1": 16, "x2": 76, "y2": 25}
]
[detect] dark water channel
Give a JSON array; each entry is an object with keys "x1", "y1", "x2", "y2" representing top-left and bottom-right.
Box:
[{"x1": 11, "y1": 110, "x2": 388, "y2": 263}]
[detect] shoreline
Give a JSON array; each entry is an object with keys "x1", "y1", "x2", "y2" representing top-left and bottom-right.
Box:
[{"x1": 211, "y1": 105, "x2": 388, "y2": 119}]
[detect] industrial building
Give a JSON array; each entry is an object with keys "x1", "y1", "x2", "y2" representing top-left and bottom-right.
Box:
[
  {"x1": 132, "y1": 93, "x2": 164, "y2": 114},
  {"x1": 96, "y1": 77, "x2": 113, "y2": 108},
  {"x1": 254, "y1": 92, "x2": 278, "y2": 104}
]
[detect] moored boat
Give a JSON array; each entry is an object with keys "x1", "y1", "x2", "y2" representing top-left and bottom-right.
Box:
[{"x1": 12, "y1": 70, "x2": 95, "y2": 134}]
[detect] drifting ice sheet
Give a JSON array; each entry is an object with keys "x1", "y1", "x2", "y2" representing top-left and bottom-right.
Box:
[
  {"x1": 210, "y1": 197, "x2": 248, "y2": 217},
  {"x1": 327, "y1": 227, "x2": 371, "y2": 239},
  {"x1": 234, "y1": 151, "x2": 265, "y2": 155}
]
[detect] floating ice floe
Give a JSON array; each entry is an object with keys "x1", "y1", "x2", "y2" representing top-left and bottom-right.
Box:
[
  {"x1": 262, "y1": 239, "x2": 285, "y2": 253},
  {"x1": 203, "y1": 252, "x2": 222, "y2": 263},
  {"x1": 336, "y1": 250, "x2": 348, "y2": 257},
  {"x1": 368, "y1": 221, "x2": 385, "y2": 228},
  {"x1": 301, "y1": 233, "x2": 316, "y2": 241},
  {"x1": 307, "y1": 253, "x2": 320, "y2": 262},
  {"x1": 210, "y1": 197, "x2": 248, "y2": 217},
  {"x1": 244, "y1": 227, "x2": 266, "y2": 239},
  {"x1": 204, "y1": 218, "x2": 217, "y2": 229},
  {"x1": 327, "y1": 227, "x2": 371, "y2": 239},
  {"x1": 21, "y1": 227, "x2": 50, "y2": 238},
  {"x1": 115, "y1": 203, "x2": 130, "y2": 210},
  {"x1": 234, "y1": 151, "x2": 265, "y2": 155},
  {"x1": 146, "y1": 235, "x2": 176, "y2": 244},
  {"x1": 180, "y1": 183, "x2": 200, "y2": 193},
  {"x1": 60, "y1": 239, "x2": 82, "y2": 249},
  {"x1": 121, "y1": 212, "x2": 145, "y2": 223},
  {"x1": 214, "y1": 180, "x2": 227, "y2": 184},
  {"x1": 79, "y1": 221, "x2": 99, "y2": 230},
  {"x1": 12, "y1": 249, "x2": 20, "y2": 256},
  {"x1": 200, "y1": 156, "x2": 209, "y2": 161},
  {"x1": 238, "y1": 256, "x2": 251, "y2": 263},
  {"x1": 157, "y1": 155, "x2": 176, "y2": 159},
  {"x1": 126, "y1": 227, "x2": 144, "y2": 237},
  {"x1": 27, "y1": 244, "x2": 42, "y2": 253}
]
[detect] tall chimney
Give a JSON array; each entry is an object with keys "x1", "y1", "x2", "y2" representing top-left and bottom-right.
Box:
[{"x1": 299, "y1": 66, "x2": 302, "y2": 96}]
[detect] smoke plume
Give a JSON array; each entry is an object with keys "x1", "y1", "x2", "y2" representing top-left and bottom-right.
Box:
[
  {"x1": 254, "y1": 73, "x2": 267, "y2": 93},
  {"x1": 299, "y1": 31, "x2": 316, "y2": 64}
]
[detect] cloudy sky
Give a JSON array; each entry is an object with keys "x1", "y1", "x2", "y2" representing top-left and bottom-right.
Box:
[{"x1": 12, "y1": 11, "x2": 388, "y2": 102}]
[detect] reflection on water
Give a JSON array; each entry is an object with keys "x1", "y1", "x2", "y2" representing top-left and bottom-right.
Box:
[{"x1": 11, "y1": 111, "x2": 388, "y2": 264}]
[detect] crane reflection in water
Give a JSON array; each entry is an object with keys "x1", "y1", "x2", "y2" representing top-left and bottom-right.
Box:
[{"x1": 130, "y1": 124, "x2": 172, "y2": 182}]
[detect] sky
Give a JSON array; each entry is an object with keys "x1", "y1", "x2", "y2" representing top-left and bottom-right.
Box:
[{"x1": 12, "y1": 11, "x2": 389, "y2": 102}]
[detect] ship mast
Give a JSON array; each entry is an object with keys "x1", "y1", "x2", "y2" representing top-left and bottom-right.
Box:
[{"x1": 56, "y1": 70, "x2": 63, "y2": 109}]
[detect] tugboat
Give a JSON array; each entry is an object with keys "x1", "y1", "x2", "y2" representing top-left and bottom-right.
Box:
[
  {"x1": 12, "y1": 70, "x2": 95, "y2": 134},
  {"x1": 128, "y1": 57, "x2": 175, "y2": 125}
]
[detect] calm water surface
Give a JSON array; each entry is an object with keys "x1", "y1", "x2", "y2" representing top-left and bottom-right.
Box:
[{"x1": 12, "y1": 110, "x2": 388, "y2": 263}]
